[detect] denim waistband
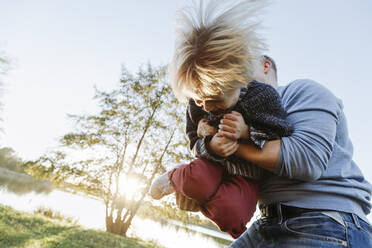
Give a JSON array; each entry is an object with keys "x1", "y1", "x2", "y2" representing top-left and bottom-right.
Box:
[
  {"x1": 265, "y1": 203, "x2": 368, "y2": 228},
  {"x1": 337, "y1": 211, "x2": 363, "y2": 228}
]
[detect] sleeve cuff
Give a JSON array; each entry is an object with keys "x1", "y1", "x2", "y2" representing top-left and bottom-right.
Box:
[
  {"x1": 248, "y1": 127, "x2": 269, "y2": 149},
  {"x1": 193, "y1": 136, "x2": 226, "y2": 165}
]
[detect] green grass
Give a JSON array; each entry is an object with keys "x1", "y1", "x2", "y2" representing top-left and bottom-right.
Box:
[{"x1": 0, "y1": 205, "x2": 162, "y2": 248}]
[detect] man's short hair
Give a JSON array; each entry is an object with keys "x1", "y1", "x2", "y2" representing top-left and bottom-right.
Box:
[
  {"x1": 261, "y1": 55, "x2": 277, "y2": 81},
  {"x1": 169, "y1": 0, "x2": 268, "y2": 102}
]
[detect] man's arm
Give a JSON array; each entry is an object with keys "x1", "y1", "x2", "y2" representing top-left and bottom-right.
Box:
[
  {"x1": 217, "y1": 110, "x2": 280, "y2": 170},
  {"x1": 234, "y1": 139, "x2": 281, "y2": 173},
  {"x1": 233, "y1": 80, "x2": 342, "y2": 181}
]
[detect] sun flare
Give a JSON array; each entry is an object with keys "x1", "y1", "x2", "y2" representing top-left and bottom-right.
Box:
[{"x1": 117, "y1": 174, "x2": 142, "y2": 200}]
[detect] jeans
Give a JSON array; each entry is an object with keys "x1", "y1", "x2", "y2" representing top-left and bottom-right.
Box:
[{"x1": 229, "y1": 207, "x2": 372, "y2": 248}]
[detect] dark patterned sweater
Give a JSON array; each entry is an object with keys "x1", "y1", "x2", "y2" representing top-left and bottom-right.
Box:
[{"x1": 186, "y1": 80, "x2": 293, "y2": 179}]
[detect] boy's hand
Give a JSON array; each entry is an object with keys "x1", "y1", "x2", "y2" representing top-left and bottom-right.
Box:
[
  {"x1": 218, "y1": 111, "x2": 249, "y2": 140},
  {"x1": 207, "y1": 133, "x2": 239, "y2": 157},
  {"x1": 197, "y1": 119, "x2": 217, "y2": 138}
]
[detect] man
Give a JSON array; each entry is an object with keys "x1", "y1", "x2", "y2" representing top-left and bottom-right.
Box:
[
  {"x1": 206, "y1": 55, "x2": 372, "y2": 247},
  {"x1": 167, "y1": 0, "x2": 372, "y2": 246}
]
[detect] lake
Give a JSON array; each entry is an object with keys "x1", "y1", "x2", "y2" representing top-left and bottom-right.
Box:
[{"x1": 0, "y1": 188, "x2": 234, "y2": 248}]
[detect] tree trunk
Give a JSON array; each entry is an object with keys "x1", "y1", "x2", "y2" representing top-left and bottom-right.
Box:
[
  {"x1": 106, "y1": 219, "x2": 125, "y2": 236},
  {"x1": 106, "y1": 209, "x2": 127, "y2": 236},
  {"x1": 105, "y1": 130, "x2": 175, "y2": 237}
]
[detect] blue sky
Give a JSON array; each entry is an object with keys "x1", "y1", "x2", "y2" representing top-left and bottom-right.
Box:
[{"x1": 0, "y1": 0, "x2": 371, "y2": 184}]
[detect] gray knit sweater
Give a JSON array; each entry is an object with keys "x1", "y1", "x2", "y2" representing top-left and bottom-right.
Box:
[
  {"x1": 186, "y1": 81, "x2": 293, "y2": 179},
  {"x1": 259, "y1": 79, "x2": 371, "y2": 222}
]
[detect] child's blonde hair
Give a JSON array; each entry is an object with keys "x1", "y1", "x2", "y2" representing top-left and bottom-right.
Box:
[{"x1": 169, "y1": 0, "x2": 268, "y2": 102}]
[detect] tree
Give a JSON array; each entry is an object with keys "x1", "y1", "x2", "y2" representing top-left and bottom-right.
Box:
[
  {"x1": 0, "y1": 147, "x2": 24, "y2": 173},
  {"x1": 0, "y1": 49, "x2": 10, "y2": 129},
  {"x1": 25, "y1": 64, "x2": 191, "y2": 236},
  {"x1": 0, "y1": 147, "x2": 52, "y2": 194},
  {"x1": 0, "y1": 53, "x2": 9, "y2": 75}
]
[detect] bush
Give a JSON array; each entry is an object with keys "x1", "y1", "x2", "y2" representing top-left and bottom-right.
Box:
[{"x1": 34, "y1": 206, "x2": 78, "y2": 225}]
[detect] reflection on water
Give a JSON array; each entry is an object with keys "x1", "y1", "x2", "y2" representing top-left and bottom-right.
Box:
[
  {"x1": 0, "y1": 189, "x2": 230, "y2": 248},
  {"x1": 129, "y1": 218, "x2": 229, "y2": 248},
  {"x1": 0, "y1": 188, "x2": 105, "y2": 229}
]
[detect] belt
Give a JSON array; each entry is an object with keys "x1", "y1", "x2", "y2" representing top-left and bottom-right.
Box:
[{"x1": 260, "y1": 204, "x2": 317, "y2": 219}]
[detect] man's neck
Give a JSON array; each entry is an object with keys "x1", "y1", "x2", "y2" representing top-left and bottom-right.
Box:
[
  {"x1": 270, "y1": 81, "x2": 279, "y2": 89},
  {"x1": 261, "y1": 77, "x2": 278, "y2": 89}
]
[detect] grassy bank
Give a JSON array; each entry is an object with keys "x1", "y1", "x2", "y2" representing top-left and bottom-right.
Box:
[{"x1": 0, "y1": 205, "x2": 161, "y2": 248}]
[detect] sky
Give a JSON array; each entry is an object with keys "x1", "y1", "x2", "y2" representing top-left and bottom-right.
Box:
[{"x1": 0, "y1": 0, "x2": 371, "y2": 186}]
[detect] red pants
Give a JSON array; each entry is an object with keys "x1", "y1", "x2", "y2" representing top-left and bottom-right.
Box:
[{"x1": 168, "y1": 158, "x2": 258, "y2": 238}]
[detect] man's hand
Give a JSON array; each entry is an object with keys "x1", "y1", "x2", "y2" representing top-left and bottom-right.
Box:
[
  {"x1": 197, "y1": 119, "x2": 217, "y2": 138},
  {"x1": 218, "y1": 111, "x2": 249, "y2": 140},
  {"x1": 207, "y1": 132, "x2": 239, "y2": 157}
]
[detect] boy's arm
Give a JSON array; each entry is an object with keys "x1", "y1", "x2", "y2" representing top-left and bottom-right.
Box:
[
  {"x1": 187, "y1": 100, "x2": 264, "y2": 180},
  {"x1": 185, "y1": 99, "x2": 226, "y2": 162},
  {"x1": 185, "y1": 99, "x2": 209, "y2": 154},
  {"x1": 186, "y1": 99, "x2": 238, "y2": 162},
  {"x1": 219, "y1": 82, "x2": 293, "y2": 150},
  {"x1": 237, "y1": 81, "x2": 293, "y2": 138}
]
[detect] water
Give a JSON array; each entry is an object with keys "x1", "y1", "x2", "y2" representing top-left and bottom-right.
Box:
[{"x1": 0, "y1": 188, "x2": 232, "y2": 248}]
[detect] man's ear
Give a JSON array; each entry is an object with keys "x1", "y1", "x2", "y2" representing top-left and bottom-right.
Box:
[{"x1": 263, "y1": 60, "x2": 271, "y2": 74}]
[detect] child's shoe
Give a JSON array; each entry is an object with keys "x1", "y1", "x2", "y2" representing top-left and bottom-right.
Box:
[{"x1": 150, "y1": 170, "x2": 175, "y2": 200}]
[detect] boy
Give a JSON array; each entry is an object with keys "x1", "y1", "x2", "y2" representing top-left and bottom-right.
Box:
[
  {"x1": 149, "y1": 0, "x2": 292, "y2": 238},
  {"x1": 150, "y1": 78, "x2": 292, "y2": 238}
]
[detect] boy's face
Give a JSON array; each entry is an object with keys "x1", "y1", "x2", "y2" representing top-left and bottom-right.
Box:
[{"x1": 193, "y1": 88, "x2": 240, "y2": 113}]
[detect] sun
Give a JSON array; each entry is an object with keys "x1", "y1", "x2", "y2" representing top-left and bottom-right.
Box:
[{"x1": 117, "y1": 174, "x2": 142, "y2": 200}]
